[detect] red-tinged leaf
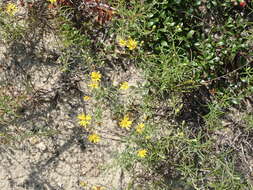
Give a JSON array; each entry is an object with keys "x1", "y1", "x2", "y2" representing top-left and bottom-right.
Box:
[
  {"x1": 239, "y1": 1, "x2": 246, "y2": 7},
  {"x1": 48, "y1": 4, "x2": 55, "y2": 9}
]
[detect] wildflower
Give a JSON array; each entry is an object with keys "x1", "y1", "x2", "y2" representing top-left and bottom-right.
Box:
[
  {"x1": 119, "y1": 115, "x2": 132, "y2": 129},
  {"x1": 83, "y1": 96, "x2": 91, "y2": 101},
  {"x1": 79, "y1": 181, "x2": 87, "y2": 187},
  {"x1": 48, "y1": 0, "x2": 57, "y2": 4},
  {"x1": 143, "y1": 115, "x2": 148, "y2": 121},
  {"x1": 119, "y1": 82, "x2": 129, "y2": 90},
  {"x1": 135, "y1": 123, "x2": 145, "y2": 134},
  {"x1": 88, "y1": 82, "x2": 99, "y2": 89},
  {"x1": 77, "y1": 113, "x2": 91, "y2": 121},
  {"x1": 177, "y1": 132, "x2": 184, "y2": 137},
  {"x1": 91, "y1": 71, "x2": 101, "y2": 82},
  {"x1": 126, "y1": 38, "x2": 138, "y2": 50},
  {"x1": 118, "y1": 38, "x2": 127, "y2": 47},
  {"x1": 92, "y1": 186, "x2": 105, "y2": 190},
  {"x1": 77, "y1": 113, "x2": 92, "y2": 126},
  {"x1": 79, "y1": 120, "x2": 90, "y2": 126},
  {"x1": 88, "y1": 134, "x2": 101, "y2": 143},
  {"x1": 137, "y1": 149, "x2": 148, "y2": 158},
  {"x1": 6, "y1": 3, "x2": 18, "y2": 16},
  {"x1": 175, "y1": 25, "x2": 182, "y2": 32},
  {"x1": 29, "y1": 137, "x2": 39, "y2": 145}
]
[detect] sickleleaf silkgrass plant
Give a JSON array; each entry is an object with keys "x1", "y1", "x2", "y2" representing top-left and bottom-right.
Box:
[{"x1": 1, "y1": 0, "x2": 252, "y2": 188}]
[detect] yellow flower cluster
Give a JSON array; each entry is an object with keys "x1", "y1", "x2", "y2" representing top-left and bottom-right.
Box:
[
  {"x1": 6, "y1": 3, "x2": 18, "y2": 16},
  {"x1": 77, "y1": 113, "x2": 92, "y2": 127},
  {"x1": 88, "y1": 71, "x2": 101, "y2": 89},
  {"x1": 119, "y1": 118, "x2": 147, "y2": 157},
  {"x1": 80, "y1": 70, "x2": 150, "y2": 159},
  {"x1": 77, "y1": 113, "x2": 101, "y2": 143},
  {"x1": 118, "y1": 38, "x2": 138, "y2": 50},
  {"x1": 77, "y1": 72, "x2": 104, "y2": 144}
]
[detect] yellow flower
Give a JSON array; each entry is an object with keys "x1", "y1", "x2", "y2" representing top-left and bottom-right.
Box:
[
  {"x1": 77, "y1": 113, "x2": 92, "y2": 126},
  {"x1": 88, "y1": 134, "x2": 101, "y2": 143},
  {"x1": 83, "y1": 96, "x2": 91, "y2": 101},
  {"x1": 176, "y1": 132, "x2": 184, "y2": 137},
  {"x1": 92, "y1": 186, "x2": 105, "y2": 190},
  {"x1": 126, "y1": 38, "x2": 138, "y2": 50},
  {"x1": 79, "y1": 120, "x2": 90, "y2": 126},
  {"x1": 119, "y1": 115, "x2": 132, "y2": 129},
  {"x1": 91, "y1": 71, "x2": 102, "y2": 82},
  {"x1": 137, "y1": 149, "x2": 147, "y2": 158},
  {"x1": 118, "y1": 39, "x2": 127, "y2": 47},
  {"x1": 135, "y1": 123, "x2": 145, "y2": 134},
  {"x1": 6, "y1": 3, "x2": 18, "y2": 16},
  {"x1": 48, "y1": 0, "x2": 57, "y2": 4},
  {"x1": 119, "y1": 82, "x2": 129, "y2": 90},
  {"x1": 88, "y1": 82, "x2": 99, "y2": 89},
  {"x1": 77, "y1": 113, "x2": 91, "y2": 120},
  {"x1": 79, "y1": 181, "x2": 87, "y2": 187},
  {"x1": 143, "y1": 114, "x2": 148, "y2": 121}
]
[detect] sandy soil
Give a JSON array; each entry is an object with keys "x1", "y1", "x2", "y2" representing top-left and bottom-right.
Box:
[{"x1": 0, "y1": 34, "x2": 146, "y2": 189}]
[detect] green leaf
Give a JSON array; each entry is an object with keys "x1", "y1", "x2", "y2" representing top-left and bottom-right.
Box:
[
  {"x1": 187, "y1": 30, "x2": 195, "y2": 39},
  {"x1": 161, "y1": 41, "x2": 168, "y2": 47}
]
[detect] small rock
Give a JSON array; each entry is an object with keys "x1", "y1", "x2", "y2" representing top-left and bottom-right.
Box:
[{"x1": 36, "y1": 142, "x2": 47, "y2": 151}]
